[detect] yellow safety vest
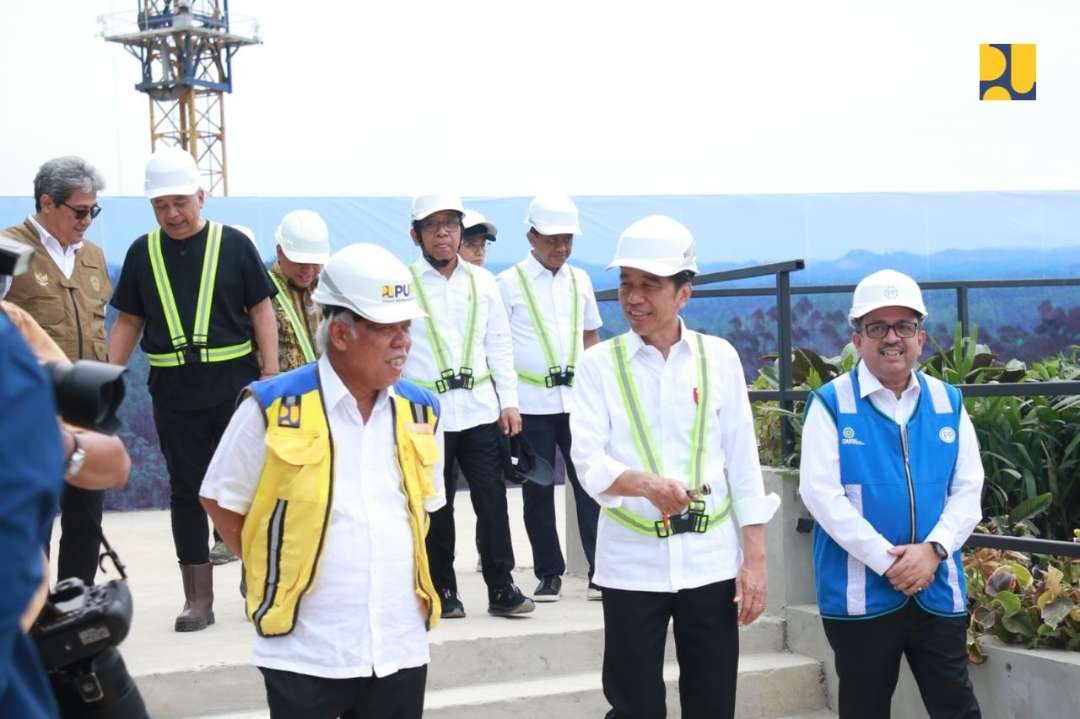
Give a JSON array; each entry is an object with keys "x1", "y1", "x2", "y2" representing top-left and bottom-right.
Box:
[
  {"x1": 241, "y1": 363, "x2": 443, "y2": 636},
  {"x1": 145, "y1": 222, "x2": 253, "y2": 367}
]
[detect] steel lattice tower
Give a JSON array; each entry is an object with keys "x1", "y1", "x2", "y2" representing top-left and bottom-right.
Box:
[{"x1": 103, "y1": 1, "x2": 259, "y2": 195}]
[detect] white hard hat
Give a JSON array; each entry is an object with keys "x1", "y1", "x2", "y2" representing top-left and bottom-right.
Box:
[
  {"x1": 411, "y1": 194, "x2": 465, "y2": 222},
  {"x1": 606, "y1": 215, "x2": 698, "y2": 276},
  {"x1": 462, "y1": 209, "x2": 497, "y2": 239},
  {"x1": 311, "y1": 243, "x2": 426, "y2": 324},
  {"x1": 145, "y1": 146, "x2": 201, "y2": 199},
  {"x1": 525, "y1": 194, "x2": 581, "y2": 235},
  {"x1": 848, "y1": 269, "x2": 927, "y2": 324},
  {"x1": 275, "y1": 209, "x2": 331, "y2": 264}
]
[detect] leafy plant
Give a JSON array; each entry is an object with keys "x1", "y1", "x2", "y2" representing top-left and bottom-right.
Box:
[{"x1": 964, "y1": 524, "x2": 1080, "y2": 659}]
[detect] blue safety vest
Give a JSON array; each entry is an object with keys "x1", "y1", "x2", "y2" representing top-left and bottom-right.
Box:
[{"x1": 807, "y1": 368, "x2": 968, "y2": 620}]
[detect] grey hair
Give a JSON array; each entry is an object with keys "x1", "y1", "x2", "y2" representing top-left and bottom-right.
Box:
[
  {"x1": 314, "y1": 308, "x2": 357, "y2": 354},
  {"x1": 34, "y1": 156, "x2": 106, "y2": 211}
]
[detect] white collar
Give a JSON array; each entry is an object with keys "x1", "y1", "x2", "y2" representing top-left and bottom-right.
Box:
[
  {"x1": 625, "y1": 317, "x2": 692, "y2": 359},
  {"x1": 856, "y1": 360, "x2": 918, "y2": 399},
  {"x1": 28, "y1": 215, "x2": 83, "y2": 255},
  {"x1": 318, "y1": 355, "x2": 389, "y2": 414},
  {"x1": 521, "y1": 251, "x2": 570, "y2": 280}
]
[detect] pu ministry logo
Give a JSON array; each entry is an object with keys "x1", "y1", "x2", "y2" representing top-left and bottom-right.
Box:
[{"x1": 980, "y1": 44, "x2": 1036, "y2": 100}]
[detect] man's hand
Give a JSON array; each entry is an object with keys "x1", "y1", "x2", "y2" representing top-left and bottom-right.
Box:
[
  {"x1": 885, "y1": 543, "x2": 940, "y2": 596},
  {"x1": 641, "y1": 474, "x2": 691, "y2": 516},
  {"x1": 498, "y1": 407, "x2": 522, "y2": 436},
  {"x1": 735, "y1": 524, "x2": 768, "y2": 625}
]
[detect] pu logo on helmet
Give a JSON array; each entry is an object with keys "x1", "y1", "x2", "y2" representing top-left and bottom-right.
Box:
[
  {"x1": 939, "y1": 427, "x2": 957, "y2": 444},
  {"x1": 381, "y1": 283, "x2": 411, "y2": 301}
]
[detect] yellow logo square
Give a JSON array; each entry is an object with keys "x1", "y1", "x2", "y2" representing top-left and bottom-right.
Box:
[{"x1": 980, "y1": 44, "x2": 1036, "y2": 101}]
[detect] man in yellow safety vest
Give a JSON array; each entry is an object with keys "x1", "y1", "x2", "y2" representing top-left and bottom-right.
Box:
[{"x1": 200, "y1": 243, "x2": 444, "y2": 719}]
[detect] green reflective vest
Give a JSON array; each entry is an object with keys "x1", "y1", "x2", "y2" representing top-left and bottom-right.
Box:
[
  {"x1": 145, "y1": 222, "x2": 253, "y2": 367},
  {"x1": 603, "y1": 332, "x2": 732, "y2": 537},
  {"x1": 513, "y1": 263, "x2": 581, "y2": 387},
  {"x1": 408, "y1": 262, "x2": 491, "y2": 392}
]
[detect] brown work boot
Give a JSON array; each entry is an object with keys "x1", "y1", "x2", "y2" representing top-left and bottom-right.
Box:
[{"x1": 175, "y1": 562, "x2": 215, "y2": 632}]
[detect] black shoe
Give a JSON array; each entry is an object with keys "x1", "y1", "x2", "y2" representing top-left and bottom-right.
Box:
[
  {"x1": 440, "y1": 589, "x2": 466, "y2": 619},
  {"x1": 533, "y1": 576, "x2": 562, "y2": 603},
  {"x1": 488, "y1": 584, "x2": 536, "y2": 616}
]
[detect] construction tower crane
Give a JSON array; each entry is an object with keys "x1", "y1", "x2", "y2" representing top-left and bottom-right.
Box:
[{"x1": 102, "y1": 1, "x2": 260, "y2": 195}]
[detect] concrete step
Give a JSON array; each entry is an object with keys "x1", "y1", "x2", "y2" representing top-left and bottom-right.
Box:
[
  {"x1": 146, "y1": 611, "x2": 786, "y2": 717},
  {"x1": 195, "y1": 652, "x2": 826, "y2": 719}
]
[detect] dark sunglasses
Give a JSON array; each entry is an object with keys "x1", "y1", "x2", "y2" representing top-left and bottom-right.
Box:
[{"x1": 61, "y1": 202, "x2": 102, "y2": 220}]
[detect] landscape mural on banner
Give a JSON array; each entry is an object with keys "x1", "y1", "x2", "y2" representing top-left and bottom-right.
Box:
[{"x1": 3, "y1": 192, "x2": 1077, "y2": 511}]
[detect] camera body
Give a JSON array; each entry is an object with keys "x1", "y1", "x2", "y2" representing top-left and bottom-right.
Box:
[{"x1": 33, "y1": 578, "x2": 133, "y2": 673}]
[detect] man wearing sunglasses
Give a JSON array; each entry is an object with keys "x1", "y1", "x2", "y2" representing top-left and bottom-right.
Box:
[
  {"x1": 3, "y1": 156, "x2": 113, "y2": 588},
  {"x1": 799, "y1": 269, "x2": 983, "y2": 719}
]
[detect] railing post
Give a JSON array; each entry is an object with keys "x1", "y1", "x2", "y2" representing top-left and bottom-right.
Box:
[
  {"x1": 956, "y1": 285, "x2": 970, "y2": 337},
  {"x1": 777, "y1": 269, "x2": 795, "y2": 460}
]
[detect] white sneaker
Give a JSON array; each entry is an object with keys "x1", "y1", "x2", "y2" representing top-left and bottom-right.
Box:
[{"x1": 586, "y1": 583, "x2": 603, "y2": 601}]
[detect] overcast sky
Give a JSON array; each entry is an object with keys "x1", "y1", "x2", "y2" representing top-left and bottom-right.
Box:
[{"x1": 2, "y1": 1, "x2": 1078, "y2": 199}]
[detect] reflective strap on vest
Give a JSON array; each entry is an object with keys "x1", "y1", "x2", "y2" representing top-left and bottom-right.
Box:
[
  {"x1": 409, "y1": 371, "x2": 492, "y2": 391},
  {"x1": 513, "y1": 263, "x2": 580, "y2": 386},
  {"x1": 409, "y1": 262, "x2": 482, "y2": 384},
  {"x1": 146, "y1": 222, "x2": 252, "y2": 367},
  {"x1": 268, "y1": 271, "x2": 316, "y2": 363},
  {"x1": 603, "y1": 332, "x2": 732, "y2": 536},
  {"x1": 146, "y1": 340, "x2": 253, "y2": 367}
]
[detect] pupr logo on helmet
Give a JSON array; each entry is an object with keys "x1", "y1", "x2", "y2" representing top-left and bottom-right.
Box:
[
  {"x1": 883, "y1": 285, "x2": 899, "y2": 300},
  {"x1": 381, "y1": 282, "x2": 412, "y2": 302}
]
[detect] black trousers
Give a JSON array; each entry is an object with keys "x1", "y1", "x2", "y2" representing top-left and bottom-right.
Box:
[
  {"x1": 51, "y1": 483, "x2": 105, "y2": 585},
  {"x1": 426, "y1": 421, "x2": 516, "y2": 595},
  {"x1": 521, "y1": 412, "x2": 599, "y2": 579},
  {"x1": 822, "y1": 601, "x2": 981, "y2": 719},
  {"x1": 601, "y1": 580, "x2": 739, "y2": 719},
  {"x1": 260, "y1": 665, "x2": 426, "y2": 719},
  {"x1": 152, "y1": 399, "x2": 236, "y2": 565}
]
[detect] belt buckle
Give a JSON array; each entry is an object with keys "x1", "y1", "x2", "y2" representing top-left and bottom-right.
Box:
[
  {"x1": 436, "y1": 369, "x2": 455, "y2": 394},
  {"x1": 653, "y1": 519, "x2": 672, "y2": 539},
  {"x1": 182, "y1": 345, "x2": 204, "y2": 365},
  {"x1": 459, "y1": 367, "x2": 475, "y2": 390}
]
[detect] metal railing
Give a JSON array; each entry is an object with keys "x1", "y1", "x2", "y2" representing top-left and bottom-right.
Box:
[{"x1": 595, "y1": 260, "x2": 1080, "y2": 459}]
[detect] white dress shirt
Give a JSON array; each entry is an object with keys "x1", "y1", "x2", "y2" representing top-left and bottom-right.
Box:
[
  {"x1": 798, "y1": 361, "x2": 984, "y2": 576},
  {"x1": 28, "y1": 215, "x2": 82, "y2": 278},
  {"x1": 200, "y1": 356, "x2": 446, "y2": 679},
  {"x1": 570, "y1": 322, "x2": 780, "y2": 592},
  {"x1": 496, "y1": 254, "x2": 602, "y2": 415},
  {"x1": 403, "y1": 257, "x2": 517, "y2": 432}
]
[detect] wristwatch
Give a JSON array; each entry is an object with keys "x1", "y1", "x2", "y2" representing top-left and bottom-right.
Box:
[
  {"x1": 929, "y1": 541, "x2": 948, "y2": 562},
  {"x1": 65, "y1": 433, "x2": 87, "y2": 479}
]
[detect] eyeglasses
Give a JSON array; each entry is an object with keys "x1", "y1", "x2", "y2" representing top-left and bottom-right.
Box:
[
  {"x1": 861, "y1": 320, "x2": 921, "y2": 339},
  {"x1": 461, "y1": 237, "x2": 492, "y2": 249},
  {"x1": 61, "y1": 202, "x2": 102, "y2": 220},
  {"x1": 419, "y1": 218, "x2": 461, "y2": 234}
]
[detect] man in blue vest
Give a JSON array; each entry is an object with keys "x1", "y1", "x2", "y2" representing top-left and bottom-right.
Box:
[
  {"x1": 799, "y1": 269, "x2": 984, "y2": 719},
  {"x1": 200, "y1": 243, "x2": 444, "y2": 719}
]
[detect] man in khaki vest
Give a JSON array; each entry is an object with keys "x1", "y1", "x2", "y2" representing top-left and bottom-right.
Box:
[{"x1": 3, "y1": 156, "x2": 112, "y2": 587}]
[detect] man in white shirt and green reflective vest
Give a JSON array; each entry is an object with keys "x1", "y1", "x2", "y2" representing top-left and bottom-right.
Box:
[
  {"x1": 497, "y1": 194, "x2": 603, "y2": 602},
  {"x1": 404, "y1": 194, "x2": 534, "y2": 619},
  {"x1": 571, "y1": 215, "x2": 780, "y2": 718}
]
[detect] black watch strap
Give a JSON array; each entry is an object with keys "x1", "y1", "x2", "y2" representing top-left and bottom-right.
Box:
[{"x1": 929, "y1": 541, "x2": 948, "y2": 561}]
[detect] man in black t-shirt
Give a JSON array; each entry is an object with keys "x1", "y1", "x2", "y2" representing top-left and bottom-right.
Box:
[{"x1": 108, "y1": 147, "x2": 279, "y2": 632}]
